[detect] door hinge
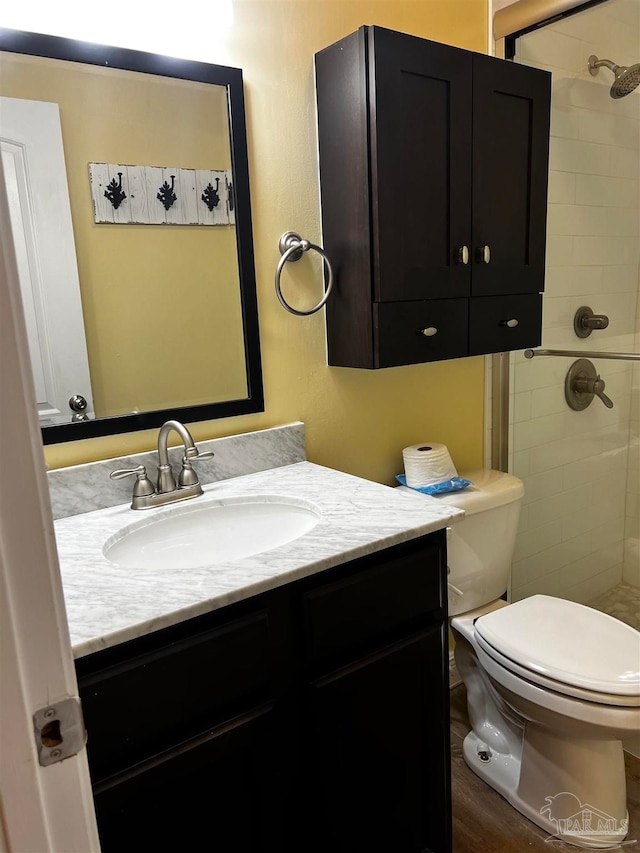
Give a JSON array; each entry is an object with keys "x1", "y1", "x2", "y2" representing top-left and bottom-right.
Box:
[{"x1": 33, "y1": 697, "x2": 86, "y2": 766}]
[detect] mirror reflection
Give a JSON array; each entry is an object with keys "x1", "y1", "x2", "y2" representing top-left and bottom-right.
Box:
[{"x1": 0, "y1": 30, "x2": 262, "y2": 443}]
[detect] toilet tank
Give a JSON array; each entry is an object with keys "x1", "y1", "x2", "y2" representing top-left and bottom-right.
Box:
[
  {"x1": 437, "y1": 470, "x2": 523, "y2": 615},
  {"x1": 400, "y1": 469, "x2": 524, "y2": 617}
]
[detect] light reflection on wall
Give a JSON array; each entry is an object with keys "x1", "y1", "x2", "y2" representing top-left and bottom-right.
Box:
[{"x1": 0, "y1": 0, "x2": 233, "y2": 61}]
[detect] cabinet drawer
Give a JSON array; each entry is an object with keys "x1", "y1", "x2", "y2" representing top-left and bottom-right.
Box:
[
  {"x1": 469, "y1": 294, "x2": 542, "y2": 356},
  {"x1": 374, "y1": 300, "x2": 468, "y2": 366},
  {"x1": 302, "y1": 537, "x2": 444, "y2": 668},
  {"x1": 78, "y1": 611, "x2": 271, "y2": 781}
]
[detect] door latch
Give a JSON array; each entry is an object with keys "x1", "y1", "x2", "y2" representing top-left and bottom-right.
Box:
[{"x1": 33, "y1": 697, "x2": 86, "y2": 766}]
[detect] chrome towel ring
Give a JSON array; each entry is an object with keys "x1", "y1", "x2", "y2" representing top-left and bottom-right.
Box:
[{"x1": 275, "y1": 231, "x2": 334, "y2": 316}]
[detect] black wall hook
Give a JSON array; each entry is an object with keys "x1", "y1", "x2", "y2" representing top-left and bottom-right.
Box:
[
  {"x1": 157, "y1": 175, "x2": 177, "y2": 211},
  {"x1": 104, "y1": 172, "x2": 127, "y2": 209},
  {"x1": 227, "y1": 177, "x2": 234, "y2": 212},
  {"x1": 201, "y1": 178, "x2": 220, "y2": 212}
]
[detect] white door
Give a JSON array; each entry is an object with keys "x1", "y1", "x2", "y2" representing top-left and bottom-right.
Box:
[
  {"x1": 0, "y1": 157, "x2": 100, "y2": 850},
  {"x1": 0, "y1": 96, "x2": 94, "y2": 425}
]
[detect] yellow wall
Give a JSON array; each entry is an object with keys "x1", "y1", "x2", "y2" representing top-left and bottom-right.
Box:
[{"x1": 44, "y1": 0, "x2": 488, "y2": 486}]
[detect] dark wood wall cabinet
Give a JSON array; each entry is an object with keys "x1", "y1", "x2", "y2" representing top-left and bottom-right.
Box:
[
  {"x1": 76, "y1": 531, "x2": 451, "y2": 853},
  {"x1": 315, "y1": 26, "x2": 551, "y2": 368}
]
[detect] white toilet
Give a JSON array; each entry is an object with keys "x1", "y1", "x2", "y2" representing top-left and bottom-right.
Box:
[{"x1": 408, "y1": 469, "x2": 640, "y2": 849}]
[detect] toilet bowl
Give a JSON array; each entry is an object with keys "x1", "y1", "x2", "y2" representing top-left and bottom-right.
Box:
[{"x1": 400, "y1": 469, "x2": 640, "y2": 848}]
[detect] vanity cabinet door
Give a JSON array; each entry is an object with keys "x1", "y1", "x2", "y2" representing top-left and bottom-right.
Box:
[
  {"x1": 301, "y1": 627, "x2": 451, "y2": 853},
  {"x1": 77, "y1": 610, "x2": 271, "y2": 782},
  {"x1": 93, "y1": 705, "x2": 284, "y2": 853}
]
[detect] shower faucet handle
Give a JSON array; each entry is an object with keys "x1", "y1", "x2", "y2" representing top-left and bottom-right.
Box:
[
  {"x1": 574, "y1": 306, "x2": 609, "y2": 338},
  {"x1": 565, "y1": 359, "x2": 614, "y2": 411},
  {"x1": 580, "y1": 375, "x2": 614, "y2": 409}
]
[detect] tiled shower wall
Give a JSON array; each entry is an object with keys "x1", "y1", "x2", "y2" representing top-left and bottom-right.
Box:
[{"x1": 510, "y1": 0, "x2": 640, "y2": 604}]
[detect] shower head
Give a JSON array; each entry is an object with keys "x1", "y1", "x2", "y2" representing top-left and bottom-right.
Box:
[{"x1": 588, "y1": 54, "x2": 640, "y2": 99}]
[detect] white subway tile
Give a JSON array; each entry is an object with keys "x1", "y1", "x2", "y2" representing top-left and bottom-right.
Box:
[
  {"x1": 547, "y1": 203, "x2": 608, "y2": 236},
  {"x1": 550, "y1": 104, "x2": 581, "y2": 139},
  {"x1": 545, "y1": 235, "x2": 575, "y2": 266},
  {"x1": 547, "y1": 171, "x2": 576, "y2": 204},
  {"x1": 579, "y1": 108, "x2": 640, "y2": 149},
  {"x1": 513, "y1": 519, "x2": 563, "y2": 561},
  {"x1": 549, "y1": 137, "x2": 611, "y2": 175},
  {"x1": 607, "y1": 147, "x2": 640, "y2": 180},
  {"x1": 513, "y1": 391, "x2": 532, "y2": 423},
  {"x1": 575, "y1": 174, "x2": 638, "y2": 207},
  {"x1": 520, "y1": 31, "x2": 583, "y2": 73},
  {"x1": 573, "y1": 234, "x2": 639, "y2": 265},
  {"x1": 527, "y1": 485, "x2": 592, "y2": 528},
  {"x1": 520, "y1": 467, "x2": 565, "y2": 503},
  {"x1": 530, "y1": 384, "x2": 567, "y2": 418}
]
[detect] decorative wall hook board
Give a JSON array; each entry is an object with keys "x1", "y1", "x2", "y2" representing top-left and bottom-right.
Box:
[
  {"x1": 89, "y1": 163, "x2": 232, "y2": 225},
  {"x1": 157, "y1": 175, "x2": 178, "y2": 210},
  {"x1": 275, "y1": 231, "x2": 334, "y2": 316}
]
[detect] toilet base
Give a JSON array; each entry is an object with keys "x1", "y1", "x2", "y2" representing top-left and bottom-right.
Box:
[{"x1": 462, "y1": 729, "x2": 630, "y2": 849}]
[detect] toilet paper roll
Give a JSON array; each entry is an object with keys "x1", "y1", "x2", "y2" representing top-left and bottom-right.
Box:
[{"x1": 402, "y1": 443, "x2": 458, "y2": 487}]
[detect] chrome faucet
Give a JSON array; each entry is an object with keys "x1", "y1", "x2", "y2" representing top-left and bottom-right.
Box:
[{"x1": 110, "y1": 419, "x2": 214, "y2": 510}]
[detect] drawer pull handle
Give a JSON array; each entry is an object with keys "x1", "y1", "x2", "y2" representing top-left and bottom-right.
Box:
[
  {"x1": 500, "y1": 318, "x2": 519, "y2": 328},
  {"x1": 476, "y1": 245, "x2": 491, "y2": 264},
  {"x1": 457, "y1": 246, "x2": 469, "y2": 265},
  {"x1": 418, "y1": 327, "x2": 438, "y2": 337}
]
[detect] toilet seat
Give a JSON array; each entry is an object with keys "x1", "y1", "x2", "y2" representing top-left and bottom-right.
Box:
[{"x1": 473, "y1": 595, "x2": 640, "y2": 706}]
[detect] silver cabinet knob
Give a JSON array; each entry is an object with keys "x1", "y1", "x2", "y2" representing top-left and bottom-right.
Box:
[
  {"x1": 418, "y1": 327, "x2": 438, "y2": 337},
  {"x1": 457, "y1": 246, "x2": 469, "y2": 265},
  {"x1": 500, "y1": 318, "x2": 519, "y2": 328},
  {"x1": 476, "y1": 245, "x2": 491, "y2": 264}
]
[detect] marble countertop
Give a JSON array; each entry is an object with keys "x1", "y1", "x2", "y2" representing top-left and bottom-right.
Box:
[{"x1": 55, "y1": 461, "x2": 464, "y2": 658}]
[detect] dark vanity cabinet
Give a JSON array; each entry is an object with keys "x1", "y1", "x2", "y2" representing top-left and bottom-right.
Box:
[
  {"x1": 75, "y1": 532, "x2": 451, "y2": 853},
  {"x1": 315, "y1": 26, "x2": 551, "y2": 367}
]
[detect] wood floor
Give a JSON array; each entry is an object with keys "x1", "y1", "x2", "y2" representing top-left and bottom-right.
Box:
[{"x1": 450, "y1": 683, "x2": 640, "y2": 852}]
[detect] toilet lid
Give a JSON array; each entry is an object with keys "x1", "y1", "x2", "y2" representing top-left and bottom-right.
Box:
[{"x1": 474, "y1": 595, "x2": 640, "y2": 697}]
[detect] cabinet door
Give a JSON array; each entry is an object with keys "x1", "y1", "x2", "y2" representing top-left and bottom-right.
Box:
[
  {"x1": 93, "y1": 705, "x2": 285, "y2": 853},
  {"x1": 301, "y1": 628, "x2": 451, "y2": 853},
  {"x1": 370, "y1": 26, "x2": 472, "y2": 303},
  {"x1": 471, "y1": 54, "x2": 551, "y2": 297}
]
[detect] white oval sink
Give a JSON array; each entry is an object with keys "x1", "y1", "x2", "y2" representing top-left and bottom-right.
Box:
[{"x1": 103, "y1": 495, "x2": 321, "y2": 569}]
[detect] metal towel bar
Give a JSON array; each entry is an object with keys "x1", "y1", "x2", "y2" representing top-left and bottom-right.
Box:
[{"x1": 525, "y1": 348, "x2": 640, "y2": 362}]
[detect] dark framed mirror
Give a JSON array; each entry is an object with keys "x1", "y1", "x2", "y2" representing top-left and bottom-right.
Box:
[{"x1": 0, "y1": 28, "x2": 263, "y2": 445}]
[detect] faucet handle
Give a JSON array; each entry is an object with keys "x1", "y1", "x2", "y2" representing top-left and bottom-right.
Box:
[
  {"x1": 193, "y1": 450, "x2": 215, "y2": 460},
  {"x1": 178, "y1": 449, "x2": 214, "y2": 487},
  {"x1": 109, "y1": 465, "x2": 156, "y2": 498},
  {"x1": 183, "y1": 445, "x2": 215, "y2": 461}
]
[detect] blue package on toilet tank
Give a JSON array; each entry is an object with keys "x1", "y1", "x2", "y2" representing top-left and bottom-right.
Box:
[{"x1": 395, "y1": 475, "x2": 472, "y2": 495}]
